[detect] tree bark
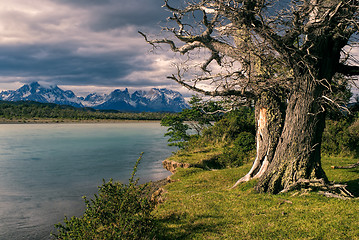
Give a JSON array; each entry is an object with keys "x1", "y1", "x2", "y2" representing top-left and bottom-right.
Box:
[
  {"x1": 250, "y1": 34, "x2": 343, "y2": 194},
  {"x1": 232, "y1": 91, "x2": 285, "y2": 187},
  {"x1": 255, "y1": 78, "x2": 328, "y2": 193}
]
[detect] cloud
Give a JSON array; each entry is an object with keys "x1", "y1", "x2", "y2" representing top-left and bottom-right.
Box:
[
  {"x1": 85, "y1": 1, "x2": 169, "y2": 31},
  {"x1": 0, "y1": 0, "x2": 178, "y2": 94}
]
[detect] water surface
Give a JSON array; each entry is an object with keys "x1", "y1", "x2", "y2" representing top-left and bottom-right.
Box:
[{"x1": 0, "y1": 122, "x2": 173, "y2": 239}]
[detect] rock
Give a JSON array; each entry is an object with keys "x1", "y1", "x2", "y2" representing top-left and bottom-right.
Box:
[
  {"x1": 151, "y1": 187, "x2": 167, "y2": 204},
  {"x1": 162, "y1": 159, "x2": 192, "y2": 173}
]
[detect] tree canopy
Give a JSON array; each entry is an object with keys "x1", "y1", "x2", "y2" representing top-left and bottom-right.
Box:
[
  {"x1": 141, "y1": 0, "x2": 358, "y2": 196},
  {"x1": 141, "y1": 0, "x2": 358, "y2": 102}
]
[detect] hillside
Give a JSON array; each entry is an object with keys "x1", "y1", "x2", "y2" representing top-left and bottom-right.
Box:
[{"x1": 152, "y1": 156, "x2": 359, "y2": 239}]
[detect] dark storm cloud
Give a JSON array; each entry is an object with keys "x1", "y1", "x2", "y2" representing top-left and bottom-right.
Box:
[
  {"x1": 0, "y1": 43, "x2": 154, "y2": 87},
  {"x1": 89, "y1": 3, "x2": 168, "y2": 32},
  {"x1": 54, "y1": 0, "x2": 170, "y2": 30}
]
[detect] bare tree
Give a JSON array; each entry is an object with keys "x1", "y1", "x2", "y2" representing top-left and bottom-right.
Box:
[{"x1": 140, "y1": 0, "x2": 359, "y2": 195}]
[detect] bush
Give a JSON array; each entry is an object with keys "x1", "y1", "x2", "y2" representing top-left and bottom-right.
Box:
[
  {"x1": 53, "y1": 154, "x2": 157, "y2": 240},
  {"x1": 218, "y1": 131, "x2": 256, "y2": 168},
  {"x1": 322, "y1": 116, "x2": 359, "y2": 157},
  {"x1": 203, "y1": 108, "x2": 255, "y2": 142},
  {"x1": 161, "y1": 114, "x2": 190, "y2": 148},
  {"x1": 161, "y1": 96, "x2": 223, "y2": 148}
]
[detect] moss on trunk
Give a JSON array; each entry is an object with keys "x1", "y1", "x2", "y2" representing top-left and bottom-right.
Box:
[{"x1": 255, "y1": 78, "x2": 328, "y2": 193}]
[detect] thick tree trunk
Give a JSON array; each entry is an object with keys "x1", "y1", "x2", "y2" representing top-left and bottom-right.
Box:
[
  {"x1": 232, "y1": 91, "x2": 284, "y2": 188},
  {"x1": 253, "y1": 36, "x2": 343, "y2": 194},
  {"x1": 255, "y1": 78, "x2": 328, "y2": 193}
]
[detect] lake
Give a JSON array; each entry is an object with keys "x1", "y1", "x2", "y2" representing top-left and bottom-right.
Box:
[{"x1": 0, "y1": 122, "x2": 174, "y2": 240}]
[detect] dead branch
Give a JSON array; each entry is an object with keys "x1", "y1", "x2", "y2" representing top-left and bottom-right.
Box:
[
  {"x1": 167, "y1": 74, "x2": 256, "y2": 99},
  {"x1": 280, "y1": 178, "x2": 356, "y2": 199},
  {"x1": 336, "y1": 63, "x2": 359, "y2": 76}
]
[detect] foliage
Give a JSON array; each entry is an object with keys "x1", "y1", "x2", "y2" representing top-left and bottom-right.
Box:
[
  {"x1": 0, "y1": 100, "x2": 172, "y2": 121},
  {"x1": 165, "y1": 100, "x2": 358, "y2": 168},
  {"x1": 202, "y1": 108, "x2": 255, "y2": 142},
  {"x1": 184, "y1": 96, "x2": 223, "y2": 134},
  {"x1": 164, "y1": 108, "x2": 256, "y2": 168},
  {"x1": 218, "y1": 131, "x2": 256, "y2": 168},
  {"x1": 161, "y1": 96, "x2": 222, "y2": 148},
  {"x1": 161, "y1": 114, "x2": 191, "y2": 148},
  {"x1": 322, "y1": 114, "x2": 359, "y2": 157},
  {"x1": 53, "y1": 154, "x2": 157, "y2": 240}
]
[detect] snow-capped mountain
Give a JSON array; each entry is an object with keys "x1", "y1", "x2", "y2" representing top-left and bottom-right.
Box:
[
  {"x1": 93, "y1": 88, "x2": 135, "y2": 111},
  {"x1": 142, "y1": 88, "x2": 188, "y2": 112},
  {"x1": 0, "y1": 82, "x2": 188, "y2": 112},
  {"x1": 82, "y1": 93, "x2": 107, "y2": 107},
  {"x1": 85, "y1": 87, "x2": 188, "y2": 112},
  {"x1": 0, "y1": 82, "x2": 84, "y2": 108}
]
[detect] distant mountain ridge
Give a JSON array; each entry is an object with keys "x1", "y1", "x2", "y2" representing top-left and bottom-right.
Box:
[{"x1": 0, "y1": 82, "x2": 188, "y2": 112}]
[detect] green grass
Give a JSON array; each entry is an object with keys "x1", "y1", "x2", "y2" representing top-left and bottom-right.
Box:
[
  {"x1": 322, "y1": 156, "x2": 359, "y2": 196},
  {"x1": 153, "y1": 157, "x2": 359, "y2": 240},
  {"x1": 166, "y1": 142, "x2": 224, "y2": 166}
]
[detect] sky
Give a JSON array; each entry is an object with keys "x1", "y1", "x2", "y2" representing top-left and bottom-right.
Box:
[
  {"x1": 0, "y1": 0, "x2": 189, "y2": 96},
  {"x1": 0, "y1": 0, "x2": 357, "y2": 99}
]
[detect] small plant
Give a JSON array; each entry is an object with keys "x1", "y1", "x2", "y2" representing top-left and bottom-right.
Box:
[{"x1": 52, "y1": 153, "x2": 157, "y2": 240}]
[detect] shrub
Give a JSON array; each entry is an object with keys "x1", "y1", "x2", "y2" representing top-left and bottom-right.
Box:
[
  {"x1": 161, "y1": 96, "x2": 222, "y2": 148},
  {"x1": 53, "y1": 154, "x2": 157, "y2": 240},
  {"x1": 322, "y1": 116, "x2": 359, "y2": 157},
  {"x1": 203, "y1": 108, "x2": 255, "y2": 142},
  {"x1": 218, "y1": 131, "x2": 256, "y2": 168},
  {"x1": 161, "y1": 114, "x2": 190, "y2": 148}
]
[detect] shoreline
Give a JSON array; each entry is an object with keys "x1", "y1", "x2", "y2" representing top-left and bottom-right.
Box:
[{"x1": 0, "y1": 118, "x2": 162, "y2": 124}]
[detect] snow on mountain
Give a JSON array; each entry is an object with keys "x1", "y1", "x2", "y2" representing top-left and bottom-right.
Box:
[
  {"x1": 91, "y1": 88, "x2": 188, "y2": 112},
  {"x1": 0, "y1": 82, "x2": 188, "y2": 112},
  {"x1": 94, "y1": 88, "x2": 135, "y2": 111},
  {"x1": 0, "y1": 82, "x2": 84, "y2": 108},
  {"x1": 82, "y1": 93, "x2": 107, "y2": 107},
  {"x1": 141, "y1": 88, "x2": 188, "y2": 112}
]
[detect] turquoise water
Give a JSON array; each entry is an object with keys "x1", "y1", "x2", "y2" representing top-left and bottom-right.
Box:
[{"x1": 0, "y1": 122, "x2": 173, "y2": 239}]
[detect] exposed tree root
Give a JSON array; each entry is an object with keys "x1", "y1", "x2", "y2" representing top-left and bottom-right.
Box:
[
  {"x1": 331, "y1": 161, "x2": 359, "y2": 169},
  {"x1": 280, "y1": 178, "x2": 356, "y2": 199},
  {"x1": 232, "y1": 97, "x2": 281, "y2": 189},
  {"x1": 231, "y1": 156, "x2": 269, "y2": 188}
]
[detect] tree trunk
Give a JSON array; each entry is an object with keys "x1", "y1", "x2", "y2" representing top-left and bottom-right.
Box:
[
  {"x1": 232, "y1": 91, "x2": 284, "y2": 187},
  {"x1": 255, "y1": 78, "x2": 328, "y2": 193}
]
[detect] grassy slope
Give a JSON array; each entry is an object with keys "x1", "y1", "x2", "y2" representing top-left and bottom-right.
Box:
[
  {"x1": 154, "y1": 156, "x2": 359, "y2": 240},
  {"x1": 165, "y1": 142, "x2": 225, "y2": 166}
]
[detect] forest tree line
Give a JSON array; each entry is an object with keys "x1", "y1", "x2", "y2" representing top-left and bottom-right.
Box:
[{"x1": 0, "y1": 100, "x2": 173, "y2": 121}]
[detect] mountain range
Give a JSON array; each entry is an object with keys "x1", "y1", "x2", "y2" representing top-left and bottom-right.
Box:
[{"x1": 0, "y1": 82, "x2": 188, "y2": 112}]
